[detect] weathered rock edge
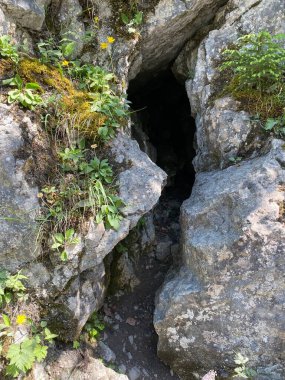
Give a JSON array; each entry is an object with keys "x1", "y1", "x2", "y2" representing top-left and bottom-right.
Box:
[{"x1": 154, "y1": 139, "x2": 285, "y2": 379}]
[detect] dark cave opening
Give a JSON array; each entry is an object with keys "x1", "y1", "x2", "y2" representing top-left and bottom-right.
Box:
[
  {"x1": 128, "y1": 69, "x2": 196, "y2": 201},
  {"x1": 100, "y1": 70, "x2": 196, "y2": 380}
]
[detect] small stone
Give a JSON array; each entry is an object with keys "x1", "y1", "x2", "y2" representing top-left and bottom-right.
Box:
[
  {"x1": 127, "y1": 352, "x2": 133, "y2": 360},
  {"x1": 128, "y1": 366, "x2": 141, "y2": 380},
  {"x1": 156, "y1": 240, "x2": 172, "y2": 261},
  {"x1": 126, "y1": 317, "x2": 137, "y2": 326},
  {"x1": 98, "y1": 342, "x2": 116, "y2": 363},
  {"x1": 128, "y1": 335, "x2": 134, "y2": 345},
  {"x1": 118, "y1": 364, "x2": 127, "y2": 374}
]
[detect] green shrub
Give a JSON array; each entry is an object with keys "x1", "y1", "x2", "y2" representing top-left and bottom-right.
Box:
[{"x1": 220, "y1": 31, "x2": 285, "y2": 93}]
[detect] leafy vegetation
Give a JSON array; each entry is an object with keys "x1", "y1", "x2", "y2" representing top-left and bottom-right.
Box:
[
  {"x1": 37, "y1": 34, "x2": 75, "y2": 65},
  {"x1": 0, "y1": 269, "x2": 57, "y2": 378},
  {"x1": 220, "y1": 31, "x2": 285, "y2": 137},
  {"x1": 233, "y1": 353, "x2": 257, "y2": 379},
  {"x1": 3, "y1": 74, "x2": 43, "y2": 109},
  {"x1": 262, "y1": 115, "x2": 285, "y2": 138},
  {"x1": 121, "y1": 11, "x2": 143, "y2": 34},
  {"x1": 0, "y1": 33, "x2": 129, "y2": 249},
  {"x1": 0, "y1": 25, "x2": 129, "y2": 375},
  {"x1": 83, "y1": 312, "x2": 105, "y2": 342},
  {"x1": 51, "y1": 228, "x2": 80, "y2": 261},
  {"x1": 221, "y1": 31, "x2": 285, "y2": 93},
  {"x1": 0, "y1": 35, "x2": 19, "y2": 64}
]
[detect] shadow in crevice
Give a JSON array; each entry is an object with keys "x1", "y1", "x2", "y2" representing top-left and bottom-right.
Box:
[{"x1": 128, "y1": 69, "x2": 196, "y2": 201}]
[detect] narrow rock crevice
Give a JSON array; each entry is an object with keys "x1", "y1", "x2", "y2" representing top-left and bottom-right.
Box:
[{"x1": 99, "y1": 69, "x2": 196, "y2": 379}]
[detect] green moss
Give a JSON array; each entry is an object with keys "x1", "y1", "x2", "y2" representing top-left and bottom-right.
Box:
[
  {"x1": 0, "y1": 58, "x2": 13, "y2": 78},
  {"x1": 18, "y1": 58, "x2": 105, "y2": 139},
  {"x1": 19, "y1": 58, "x2": 75, "y2": 94}
]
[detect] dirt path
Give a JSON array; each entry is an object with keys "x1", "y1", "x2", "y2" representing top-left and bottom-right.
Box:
[{"x1": 98, "y1": 190, "x2": 183, "y2": 379}]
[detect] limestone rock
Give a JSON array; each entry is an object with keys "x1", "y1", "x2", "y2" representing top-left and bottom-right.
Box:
[
  {"x1": 154, "y1": 140, "x2": 285, "y2": 379},
  {"x1": 0, "y1": 105, "x2": 40, "y2": 272},
  {"x1": 33, "y1": 348, "x2": 128, "y2": 380},
  {"x1": 0, "y1": 0, "x2": 46, "y2": 30},
  {"x1": 40, "y1": 132, "x2": 166, "y2": 340},
  {"x1": 57, "y1": 0, "x2": 85, "y2": 58},
  {"x1": 185, "y1": 0, "x2": 285, "y2": 171},
  {"x1": 129, "y1": 0, "x2": 228, "y2": 80},
  {"x1": 110, "y1": 132, "x2": 167, "y2": 229}
]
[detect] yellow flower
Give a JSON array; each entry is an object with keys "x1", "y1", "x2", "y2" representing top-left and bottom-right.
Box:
[
  {"x1": 94, "y1": 16, "x2": 99, "y2": 24},
  {"x1": 61, "y1": 60, "x2": 69, "y2": 67},
  {"x1": 107, "y1": 36, "x2": 115, "y2": 44},
  {"x1": 16, "y1": 314, "x2": 27, "y2": 325},
  {"x1": 100, "y1": 42, "x2": 109, "y2": 49}
]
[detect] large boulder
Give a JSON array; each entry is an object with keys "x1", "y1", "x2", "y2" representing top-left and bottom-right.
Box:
[
  {"x1": 0, "y1": 104, "x2": 41, "y2": 272},
  {"x1": 33, "y1": 348, "x2": 128, "y2": 380},
  {"x1": 129, "y1": 0, "x2": 228, "y2": 81},
  {"x1": 0, "y1": 0, "x2": 47, "y2": 30},
  {"x1": 154, "y1": 139, "x2": 285, "y2": 379},
  {"x1": 25, "y1": 132, "x2": 166, "y2": 340},
  {"x1": 0, "y1": 104, "x2": 166, "y2": 340}
]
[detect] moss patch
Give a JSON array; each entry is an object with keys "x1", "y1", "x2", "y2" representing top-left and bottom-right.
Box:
[
  {"x1": 18, "y1": 59, "x2": 105, "y2": 139},
  {"x1": 0, "y1": 58, "x2": 14, "y2": 79}
]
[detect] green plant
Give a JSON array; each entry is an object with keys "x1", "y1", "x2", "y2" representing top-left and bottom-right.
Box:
[
  {"x1": 121, "y1": 11, "x2": 143, "y2": 34},
  {"x1": 3, "y1": 74, "x2": 43, "y2": 109},
  {"x1": 51, "y1": 228, "x2": 80, "y2": 261},
  {"x1": 0, "y1": 270, "x2": 27, "y2": 306},
  {"x1": 83, "y1": 312, "x2": 105, "y2": 342},
  {"x1": 59, "y1": 146, "x2": 85, "y2": 172},
  {"x1": 233, "y1": 353, "x2": 257, "y2": 379},
  {"x1": 0, "y1": 35, "x2": 19, "y2": 64},
  {"x1": 79, "y1": 158, "x2": 113, "y2": 183},
  {"x1": 263, "y1": 114, "x2": 285, "y2": 137},
  {"x1": 220, "y1": 31, "x2": 285, "y2": 93},
  {"x1": 91, "y1": 91, "x2": 130, "y2": 141},
  {"x1": 229, "y1": 156, "x2": 242, "y2": 164},
  {"x1": 1, "y1": 317, "x2": 57, "y2": 378},
  {"x1": 37, "y1": 34, "x2": 75, "y2": 65},
  {"x1": 0, "y1": 270, "x2": 57, "y2": 378}
]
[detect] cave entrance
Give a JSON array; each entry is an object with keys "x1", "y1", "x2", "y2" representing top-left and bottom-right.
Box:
[
  {"x1": 100, "y1": 70, "x2": 196, "y2": 380},
  {"x1": 128, "y1": 69, "x2": 196, "y2": 201}
]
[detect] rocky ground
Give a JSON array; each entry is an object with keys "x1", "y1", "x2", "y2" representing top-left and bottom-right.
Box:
[{"x1": 97, "y1": 189, "x2": 183, "y2": 380}]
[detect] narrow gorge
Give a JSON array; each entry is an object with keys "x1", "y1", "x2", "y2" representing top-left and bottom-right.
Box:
[{"x1": 0, "y1": 0, "x2": 284, "y2": 380}]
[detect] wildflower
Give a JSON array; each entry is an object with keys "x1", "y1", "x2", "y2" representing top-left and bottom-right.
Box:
[
  {"x1": 61, "y1": 60, "x2": 69, "y2": 67},
  {"x1": 37, "y1": 192, "x2": 44, "y2": 198},
  {"x1": 107, "y1": 36, "x2": 115, "y2": 44},
  {"x1": 94, "y1": 16, "x2": 99, "y2": 24},
  {"x1": 16, "y1": 314, "x2": 27, "y2": 325},
  {"x1": 91, "y1": 144, "x2": 98, "y2": 149},
  {"x1": 100, "y1": 42, "x2": 108, "y2": 49}
]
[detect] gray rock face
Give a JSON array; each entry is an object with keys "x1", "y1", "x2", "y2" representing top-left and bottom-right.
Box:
[
  {"x1": 34, "y1": 133, "x2": 165, "y2": 340},
  {"x1": 57, "y1": 0, "x2": 85, "y2": 58},
  {"x1": 129, "y1": 0, "x2": 228, "y2": 80},
  {"x1": 0, "y1": 101, "x2": 166, "y2": 341},
  {"x1": 0, "y1": 105, "x2": 40, "y2": 272},
  {"x1": 0, "y1": 0, "x2": 46, "y2": 30},
  {"x1": 185, "y1": 0, "x2": 285, "y2": 171},
  {"x1": 154, "y1": 140, "x2": 285, "y2": 379},
  {"x1": 33, "y1": 348, "x2": 128, "y2": 380}
]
